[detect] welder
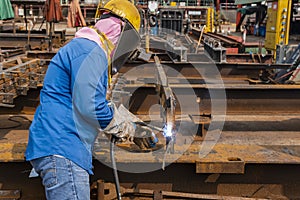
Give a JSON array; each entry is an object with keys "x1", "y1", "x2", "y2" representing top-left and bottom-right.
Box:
[{"x1": 25, "y1": 0, "x2": 156, "y2": 199}]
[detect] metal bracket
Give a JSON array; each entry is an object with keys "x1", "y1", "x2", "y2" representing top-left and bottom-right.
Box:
[{"x1": 165, "y1": 36, "x2": 188, "y2": 62}]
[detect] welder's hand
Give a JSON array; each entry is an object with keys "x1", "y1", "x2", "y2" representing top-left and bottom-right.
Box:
[
  {"x1": 131, "y1": 125, "x2": 158, "y2": 149},
  {"x1": 103, "y1": 103, "x2": 135, "y2": 142}
]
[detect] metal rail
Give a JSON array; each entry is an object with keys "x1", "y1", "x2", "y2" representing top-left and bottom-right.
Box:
[
  {"x1": 0, "y1": 57, "x2": 47, "y2": 107},
  {"x1": 192, "y1": 28, "x2": 241, "y2": 48},
  {"x1": 203, "y1": 32, "x2": 242, "y2": 47}
]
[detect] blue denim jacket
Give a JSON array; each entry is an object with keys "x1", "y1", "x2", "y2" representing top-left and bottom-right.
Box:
[{"x1": 25, "y1": 38, "x2": 113, "y2": 174}]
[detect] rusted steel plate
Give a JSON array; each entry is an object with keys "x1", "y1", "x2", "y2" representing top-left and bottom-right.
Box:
[
  {"x1": 0, "y1": 130, "x2": 28, "y2": 162},
  {"x1": 94, "y1": 126, "x2": 300, "y2": 167},
  {"x1": 217, "y1": 184, "x2": 284, "y2": 199},
  {"x1": 0, "y1": 143, "x2": 26, "y2": 162},
  {"x1": 2, "y1": 123, "x2": 300, "y2": 172},
  {"x1": 182, "y1": 142, "x2": 300, "y2": 165},
  {"x1": 196, "y1": 159, "x2": 245, "y2": 174}
]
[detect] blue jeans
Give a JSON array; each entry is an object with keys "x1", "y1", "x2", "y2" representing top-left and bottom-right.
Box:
[{"x1": 30, "y1": 155, "x2": 90, "y2": 200}]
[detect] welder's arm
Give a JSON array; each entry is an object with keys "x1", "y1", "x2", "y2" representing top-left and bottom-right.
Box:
[
  {"x1": 70, "y1": 48, "x2": 157, "y2": 147},
  {"x1": 70, "y1": 49, "x2": 115, "y2": 143}
]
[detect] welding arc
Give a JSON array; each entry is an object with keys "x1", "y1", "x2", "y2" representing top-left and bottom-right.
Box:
[{"x1": 110, "y1": 136, "x2": 122, "y2": 200}]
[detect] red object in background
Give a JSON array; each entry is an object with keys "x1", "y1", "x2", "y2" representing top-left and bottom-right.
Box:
[
  {"x1": 216, "y1": 0, "x2": 220, "y2": 12},
  {"x1": 45, "y1": 0, "x2": 63, "y2": 22},
  {"x1": 236, "y1": 4, "x2": 242, "y2": 29},
  {"x1": 273, "y1": 2, "x2": 278, "y2": 11},
  {"x1": 226, "y1": 48, "x2": 239, "y2": 54},
  {"x1": 67, "y1": 0, "x2": 86, "y2": 27}
]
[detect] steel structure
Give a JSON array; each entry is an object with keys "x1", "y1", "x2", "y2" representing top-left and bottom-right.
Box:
[{"x1": 1, "y1": 24, "x2": 300, "y2": 199}]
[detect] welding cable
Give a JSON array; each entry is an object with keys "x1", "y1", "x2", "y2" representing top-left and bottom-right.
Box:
[
  {"x1": 0, "y1": 115, "x2": 32, "y2": 129},
  {"x1": 110, "y1": 136, "x2": 122, "y2": 200}
]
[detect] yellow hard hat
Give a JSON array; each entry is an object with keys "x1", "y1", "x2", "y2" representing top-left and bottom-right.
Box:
[{"x1": 96, "y1": 0, "x2": 141, "y2": 32}]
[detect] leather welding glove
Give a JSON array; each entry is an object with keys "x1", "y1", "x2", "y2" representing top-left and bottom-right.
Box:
[
  {"x1": 103, "y1": 103, "x2": 135, "y2": 142},
  {"x1": 132, "y1": 125, "x2": 159, "y2": 149},
  {"x1": 103, "y1": 103, "x2": 158, "y2": 149}
]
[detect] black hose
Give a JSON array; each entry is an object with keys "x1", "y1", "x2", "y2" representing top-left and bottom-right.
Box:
[
  {"x1": 110, "y1": 136, "x2": 122, "y2": 200},
  {"x1": 0, "y1": 115, "x2": 32, "y2": 129}
]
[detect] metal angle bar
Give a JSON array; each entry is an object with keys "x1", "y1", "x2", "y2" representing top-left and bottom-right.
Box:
[
  {"x1": 124, "y1": 60, "x2": 291, "y2": 70},
  {"x1": 154, "y1": 56, "x2": 176, "y2": 153},
  {"x1": 154, "y1": 56, "x2": 168, "y2": 87},
  {"x1": 170, "y1": 62, "x2": 292, "y2": 70},
  {"x1": 0, "y1": 103, "x2": 15, "y2": 108},
  {"x1": 0, "y1": 59, "x2": 39, "y2": 73}
]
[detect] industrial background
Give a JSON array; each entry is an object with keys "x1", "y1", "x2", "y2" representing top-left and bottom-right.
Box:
[{"x1": 1, "y1": 0, "x2": 300, "y2": 199}]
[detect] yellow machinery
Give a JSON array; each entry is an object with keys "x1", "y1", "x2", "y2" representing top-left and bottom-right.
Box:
[
  {"x1": 189, "y1": 7, "x2": 214, "y2": 32},
  {"x1": 265, "y1": 0, "x2": 292, "y2": 52},
  {"x1": 205, "y1": 7, "x2": 214, "y2": 32}
]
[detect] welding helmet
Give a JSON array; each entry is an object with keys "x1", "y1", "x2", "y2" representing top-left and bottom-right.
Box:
[{"x1": 96, "y1": 0, "x2": 141, "y2": 74}]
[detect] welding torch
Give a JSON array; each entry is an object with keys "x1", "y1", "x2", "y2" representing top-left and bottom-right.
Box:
[{"x1": 134, "y1": 121, "x2": 163, "y2": 132}]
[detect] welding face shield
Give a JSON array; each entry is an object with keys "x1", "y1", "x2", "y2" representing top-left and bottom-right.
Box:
[
  {"x1": 111, "y1": 20, "x2": 141, "y2": 74},
  {"x1": 95, "y1": 0, "x2": 141, "y2": 75}
]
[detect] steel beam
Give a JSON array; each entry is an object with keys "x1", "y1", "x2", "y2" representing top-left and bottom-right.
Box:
[
  {"x1": 123, "y1": 59, "x2": 291, "y2": 70},
  {"x1": 125, "y1": 84, "x2": 300, "y2": 115},
  {"x1": 0, "y1": 32, "x2": 63, "y2": 49},
  {"x1": 121, "y1": 61, "x2": 291, "y2": 81}
]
